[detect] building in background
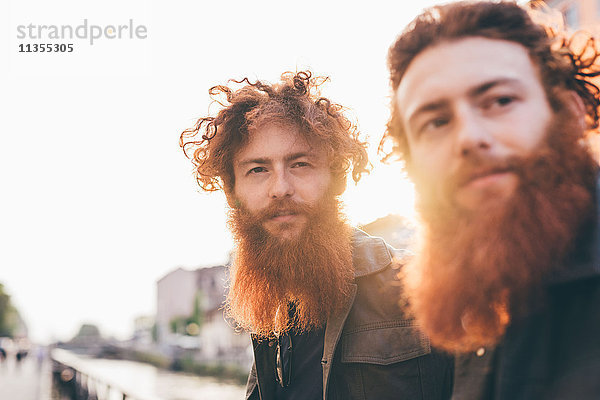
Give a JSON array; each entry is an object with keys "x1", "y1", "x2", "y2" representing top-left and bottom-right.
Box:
[
  {"x1": 156, "y1": 267, "x2": 199, "y2": 349},
  {"x1": 156, "y1": 265, "x2": 251, "y2": 366}
]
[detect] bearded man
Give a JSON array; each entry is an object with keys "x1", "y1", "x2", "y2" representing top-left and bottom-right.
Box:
[
  {"x1": 384, "y1": 1, "x2": 600, "y2": 399},
  {"x1": 180, "y1": 71, "x2": 453, "y2": 400}
]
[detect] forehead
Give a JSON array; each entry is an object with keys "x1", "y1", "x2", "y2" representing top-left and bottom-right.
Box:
[
  {"x1": 234, "y1": 124, "x2": 321, "y2": 162},
  {"x1": 395, "y1": 37, "x2": 543, "y2": 119}
]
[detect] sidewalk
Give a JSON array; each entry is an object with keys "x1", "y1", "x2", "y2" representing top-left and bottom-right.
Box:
[{"x1": 0, "y1": 357, "x2": 52, "y2": 400}]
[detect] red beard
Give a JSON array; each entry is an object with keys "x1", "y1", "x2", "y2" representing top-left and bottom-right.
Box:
[
  {"x1": 405, "y1": 106, "x2": 597, "y2": 352},
  {"x1": 225, "y1": 195, "x2": 354, "y2": 337}
]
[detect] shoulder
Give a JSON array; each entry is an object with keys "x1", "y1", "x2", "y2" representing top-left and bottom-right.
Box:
[{"x1": 351, "y1": 228, "x2": 412, "y2": 278}]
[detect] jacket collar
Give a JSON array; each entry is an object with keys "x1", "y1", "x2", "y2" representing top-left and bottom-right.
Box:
[{"x1": 351, "y1": 228, "x2": 396, "y2": 278}]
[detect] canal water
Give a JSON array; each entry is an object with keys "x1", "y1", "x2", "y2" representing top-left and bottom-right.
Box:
[{"x1": 54, "y1": 351, "x2": 247, "y2": 400}]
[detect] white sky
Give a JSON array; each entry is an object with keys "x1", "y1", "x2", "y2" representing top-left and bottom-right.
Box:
[{"x1": 1, "y1": 0, "x2": 450, "y2": 344}]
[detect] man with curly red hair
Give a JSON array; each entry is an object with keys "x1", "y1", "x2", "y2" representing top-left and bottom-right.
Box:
[
  {"x1": 181, "y1": 71, "x2": 453, "y2": 400},
  {"x1": 384, "y1": 1, "x2": 600, "y2": 399}
]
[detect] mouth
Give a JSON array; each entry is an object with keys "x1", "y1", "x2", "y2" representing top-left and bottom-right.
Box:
[
  {"x1": 452, "y1": 165, "x2": 520, "y2": 210},
  {"x1": 461, "y1": 167, "x2": 513, "y2": 189},
  {"x1": 268, "y1": 210, "x2": 299, "y2": 223}
]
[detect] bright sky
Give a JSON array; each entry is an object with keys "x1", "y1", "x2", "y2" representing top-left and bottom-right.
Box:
[{"x1": 1, "y1": 0, "x2": 450, "y2": 344}]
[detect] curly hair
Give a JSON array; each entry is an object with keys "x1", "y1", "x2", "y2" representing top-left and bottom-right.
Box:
[
  {"x1": 381, "y1": 1, "x2": 600, "y2": 163},
  {"x1": 180, "y1": 71, "x2": 369, "y2": 195}
]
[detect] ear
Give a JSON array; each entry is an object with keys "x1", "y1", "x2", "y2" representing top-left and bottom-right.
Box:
[{"x1": 330, "y1": 172, "x2": 347, "y2": 196}]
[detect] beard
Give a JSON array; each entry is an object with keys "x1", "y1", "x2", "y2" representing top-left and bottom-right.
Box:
[
  {"x1": 404, "y1": 106, "x2": 598, "y2": 353},
  {"x1": 225, "y1": 193, "x2": 354, "y2": 338}
]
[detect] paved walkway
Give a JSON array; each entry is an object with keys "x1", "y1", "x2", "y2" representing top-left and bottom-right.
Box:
[{"x1": 0, "y1": 356, "x2": 52, "y2": 400}]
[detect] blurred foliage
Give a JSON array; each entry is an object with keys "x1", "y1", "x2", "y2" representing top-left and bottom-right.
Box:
[
  {"x1": 178, "y1": 355, "x2": 248, "y2": 385},
  {"x1": 169, "y1": 290, "x2": 204, "y2": 336},
  {"x1": 129, "y1": 349, "x2": 247, "y2": 384},
  {"x1": 0, "y1": 283, "x2": 19, "y2": 337},
  {"x1": 131, "y1": 349, "x2": 171, "y2": 369},
  {"x1": 151, "y1": 323, "x2": 158, "y2": 342}
]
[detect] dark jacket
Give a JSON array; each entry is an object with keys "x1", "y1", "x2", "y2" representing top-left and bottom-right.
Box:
[
  {"x1": 246, "y1": 229, "x2": 454, "y2": 400},
  {"x1": 452, "y1": 180, "x2": 600, "y2": 400}
]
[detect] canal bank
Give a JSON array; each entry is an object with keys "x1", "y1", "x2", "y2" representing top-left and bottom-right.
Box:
[
  {"x1": 126, "y1": 347, "x2": 249, "y2": 385},
  {"x1": 52, "y1": 348, "x2": 246, "y2": 400}
]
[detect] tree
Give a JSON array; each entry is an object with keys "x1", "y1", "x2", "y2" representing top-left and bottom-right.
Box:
[
  {"x1": 0, "y1": 283, "x2": 19, "y2": 337},
  {"x1": 72, "y1": 323, "x2": 101, "y2": 341}
]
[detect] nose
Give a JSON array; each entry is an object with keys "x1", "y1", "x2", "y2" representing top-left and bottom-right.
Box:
[
  {"x1": 456, "y1": 107, "x2": 492, "y2": 158},
  {"x1": 268, "y1": 169, "x2": 294, "y2": 199}
]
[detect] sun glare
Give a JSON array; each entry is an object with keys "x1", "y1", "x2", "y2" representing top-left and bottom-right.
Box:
[{"x1": 342, "y1": 161, "x2": 417, "y2": 226}]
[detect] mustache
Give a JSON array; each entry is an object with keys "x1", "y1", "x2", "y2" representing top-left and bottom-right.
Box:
[
  {"x1": 445, "y1": 154, "x2": 524, "y2": 194},
  {"x1": 249, "y1": 199, "x2": 316, "y2": 223}
]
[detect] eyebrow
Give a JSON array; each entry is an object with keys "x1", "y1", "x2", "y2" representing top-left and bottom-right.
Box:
[
  {"x1": 407, "y1": 78, "x2": 524, "y2": 127},
  {"x1": 407, "y1": 100, "x2": 448, "y2": 128},
  {"x1": 466, "y1": 78, "x2": 523, "y2": 97},
  {"x1": 236, "y1": 152, "x2": 314, "y2": 168}
]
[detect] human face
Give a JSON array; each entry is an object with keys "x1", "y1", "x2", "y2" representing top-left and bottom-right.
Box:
[
  {"x1": 395, "y1": 37, "x2": 553, "y2": 211},
  {"x1": 232, "y1": 125, "x2": 332, "y2": 239}
]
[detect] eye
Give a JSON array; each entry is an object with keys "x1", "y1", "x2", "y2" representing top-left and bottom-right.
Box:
[
  {"x1": 420, "y1": 116, "x2": 450, "y2": 134},
  {"x1": 495, "y1": 96, "x2": 514, "y2": 107},
  {"x1": 291, "y1": 161, "x2": 311, "y2": 168},
  {"x1": 247, "y1": 166, "x2": 267, "y2": 175},
  {"x1": 483, "y1": 95, "x2": 517, "y2": 111}
]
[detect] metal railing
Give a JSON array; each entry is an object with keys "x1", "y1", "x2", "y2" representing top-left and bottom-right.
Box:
[{"x1": 51, "y1": 348, "x2": 162, "y2": 400}]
